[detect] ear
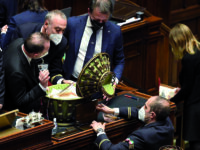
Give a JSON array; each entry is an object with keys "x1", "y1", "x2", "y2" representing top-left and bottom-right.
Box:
[
  {"x1": 150, "y1": 111, "x2": 156, "y2": 119},
  {"x1": 44, "y1": 20, "x2": 49, "y2": 28}
]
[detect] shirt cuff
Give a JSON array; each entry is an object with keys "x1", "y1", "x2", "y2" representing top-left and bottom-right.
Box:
[
  {"x1": 97, "y1": 132, "x2": 106, "y2": 136},
  {"x1": 39, "y1": 83, "x2": 47, "y2": 92},
  {"x1": 57, "y1": 78, "x2": 64, "y2": 84},
  {"x1": 112, "y1": 77, "x2": 119, "y2": 85},
  {"x1": 115, "y1": 77, "x2": 119, "y2": 84},
  {"x1": 113, "y1": 108, "x2": 119, "y2": 116}
]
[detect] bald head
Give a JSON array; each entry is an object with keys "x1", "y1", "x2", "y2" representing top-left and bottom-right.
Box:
[{"x1": 24, "y1": 32, "x2": 50, "y2": 54}]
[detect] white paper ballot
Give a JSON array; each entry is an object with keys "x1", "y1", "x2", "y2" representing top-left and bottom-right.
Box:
[{"x1": 117, "y1": 17, "x2": 141, "y2": 26}]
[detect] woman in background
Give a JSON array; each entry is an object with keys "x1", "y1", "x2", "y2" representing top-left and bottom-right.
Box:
[
  {"x1": 1, "y1": 0, "x2": 48, "y2": 49},
  {"x1": 170, "y1": 23, "x2": 200, "y2": 150}
]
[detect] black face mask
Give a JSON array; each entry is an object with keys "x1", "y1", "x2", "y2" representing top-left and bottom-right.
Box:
[{"x1": 90, "y1": 18, "x2": 105, "y2": 31}]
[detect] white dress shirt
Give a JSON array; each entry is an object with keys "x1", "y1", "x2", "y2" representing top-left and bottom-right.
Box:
[{"x1": 72, "y1": 16, "x2": 103, "y2": 78}]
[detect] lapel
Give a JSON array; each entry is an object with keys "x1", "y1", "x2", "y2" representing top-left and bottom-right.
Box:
[
  {"x1": 18, "y1": 47, "x2": 38, "y2": 83},
  {"x1": 102, "y1": 22, "x2": 111, "y2": 52},
  {"x1": 74, "y1": 15, "x2": 88, "y2": 56}
]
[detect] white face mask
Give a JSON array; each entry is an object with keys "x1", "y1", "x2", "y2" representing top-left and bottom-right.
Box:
[
  {"x1": 49, "y1": 34, "x2": 62, "y2": 45},
  {"x1": 138, "y1": 107, "x2": 145, "y2": 122}
]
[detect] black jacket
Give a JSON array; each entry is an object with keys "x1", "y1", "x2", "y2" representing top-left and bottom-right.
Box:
[
  {"x1": 171, "y1": 49, "x2": 200, "y2": 141},
  {"x1": 4, "y1": 38, "x2": 45, "y2": 113},
  {"x1": 13, "y1": 22, "x2": 67, "y2": 84}
]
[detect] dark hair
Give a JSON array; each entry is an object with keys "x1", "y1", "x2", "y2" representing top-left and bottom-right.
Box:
[
  {"x1": 18, "y1": 0, "x2": 46, "y2": 13},
  {"x1": 89, "y1": 0, "x2": 113, "y2": 14},
  {"x1": 150, "y1": 96, "x2": 170, "y2": 121},
  {"x1": 24, "y1": 32, "x2": 49, "y2": 53}
]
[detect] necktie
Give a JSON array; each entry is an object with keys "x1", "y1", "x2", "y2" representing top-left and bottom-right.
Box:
[{"x1": 83, "y1": 28, "x2": 97, "y2": 66}]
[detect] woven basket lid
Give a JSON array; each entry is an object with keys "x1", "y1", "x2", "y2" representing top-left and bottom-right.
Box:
[{"x1": 76, "y1": 53, "x2": 115, "y2": 98}]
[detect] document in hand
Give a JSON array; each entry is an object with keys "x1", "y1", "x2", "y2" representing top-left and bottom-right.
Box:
[{"x1": 159, "y1": 84, "x2": 177, "y2": 99}]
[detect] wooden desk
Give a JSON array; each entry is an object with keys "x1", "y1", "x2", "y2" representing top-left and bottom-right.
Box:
[{"x1": 0, "y1": 83, "x2": 176, "y2": 150}]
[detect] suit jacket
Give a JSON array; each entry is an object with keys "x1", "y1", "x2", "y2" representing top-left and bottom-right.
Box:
[
  {"x1": 63, "y1": 15, "x2": 125, "y2": 80},
  {"x1": 0, "y1": 50, "x2": 4, "y2": 106},
  {"x1": 95, "y1": 107, "x2": 174, "y2": 150},
  {"x1": 0, "y1": 0, "x2": 17, "y2": 27},
  {"x1": 4, "y1": 38, "x2": 46, "y2": 113},
  {"x1": 11, "y1": 23, "x2": 67, "y2": 84},
  {"x1": 1, "y1": 10, "x2": 48, "y2": 49},
  {"x1": 171, "y1": 48, "x2": 200, "y2": 141}
]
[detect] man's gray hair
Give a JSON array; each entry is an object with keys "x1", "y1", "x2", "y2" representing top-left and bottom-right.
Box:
[
  {"x1": 45, "y1": 10, "x2": 66, "y2": 23},
  {"x1": 89, "y1": 0, "x2": 113, "y2": 14}
]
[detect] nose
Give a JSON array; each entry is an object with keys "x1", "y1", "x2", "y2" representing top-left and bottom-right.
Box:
[{"x1": 58, "y1": 31, "x2": 63, "y2": 34}]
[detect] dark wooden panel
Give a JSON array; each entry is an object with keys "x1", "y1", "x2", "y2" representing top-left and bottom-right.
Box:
[
  {"x1": 186, "y1": 0, "x2": 200, "y2": 7},
  {"x1": 171, "y1": 0, "x2": 184, "y2": 10},
  {"x1": 44, "y1": 0, "x2": 89, "y2": 16},
  {"x1": 123, "y1": 41, "x2": 145, "y2": 88}
]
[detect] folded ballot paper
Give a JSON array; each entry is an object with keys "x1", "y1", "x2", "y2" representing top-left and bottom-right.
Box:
[
  {"x1": 117, "y1": 17, "x2": 141, "y2": 26},
  {"x1": 159, "y1": 84, "x2": 177, "y2": 100}
]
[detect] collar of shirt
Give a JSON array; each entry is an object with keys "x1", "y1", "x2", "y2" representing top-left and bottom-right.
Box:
[{"x1": 21, "y1": 44, "x2": 32, "y2": 64}]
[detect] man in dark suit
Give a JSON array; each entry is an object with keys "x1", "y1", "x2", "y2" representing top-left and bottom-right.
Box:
[
  {"x1": 90, "y1": 96, "x2": 174, "y2": 150},
  {"x1": 0, "y1": 24, "x2": 7, "y2": 110},
  {"x1": 12, "y1": 10, "x2": 68, "y2": 85},
  {"x1": 0, "y1": 43, "x2": 4, "y2": 110},
  {"x1": 0, "y1": 0, "x2": 17, "y2": 27},
  {"x1": 4, "y1": 32, "x2": 50, "y2": 114},
  {"x1": 63, "y1": 0, "x2": 125, "y2": 97}
]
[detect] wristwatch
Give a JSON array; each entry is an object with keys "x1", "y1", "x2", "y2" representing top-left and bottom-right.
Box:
[{"x1": 97, "y1": 128, "x2": 104, "y2": 134}]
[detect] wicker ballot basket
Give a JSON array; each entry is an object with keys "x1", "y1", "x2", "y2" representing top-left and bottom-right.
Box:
[
  {"x1": 45, "y1": 53, "x2": 115, "y2": 126},
  {"x1": 45, "y1": 84, "x2": 83, "y2": 126},
  {"x1": 76, "y1": 53, "x2": 115, "y2": 98}
]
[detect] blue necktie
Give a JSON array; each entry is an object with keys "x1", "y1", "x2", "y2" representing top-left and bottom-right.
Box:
[{"x1": 83, "y1": 28, "x2": 96, "y2": 66}]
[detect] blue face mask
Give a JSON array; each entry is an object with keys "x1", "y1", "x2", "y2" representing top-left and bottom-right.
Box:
[{"x1": 90, "y1": 18, "x2": 105, "y2": 31}]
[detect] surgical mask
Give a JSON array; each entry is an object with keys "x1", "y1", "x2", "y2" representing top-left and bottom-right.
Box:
[
  {"x1": 90, "y1": 18, "x2": 105, "y2": 31},
  {"x1": 50, "y1": 34, "x2": 62, "y2": 45},
  {"x1": 138, "y1": 107, "x2": 145, "y2": 122}
]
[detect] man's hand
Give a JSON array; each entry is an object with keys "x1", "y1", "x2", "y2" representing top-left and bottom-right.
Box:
[
  {"x1": 0, "y1": 104, "x2": 3, "y2": 109},
  {"x1": 90, "y1": 120, "x2": 105, "y2": 133},
  {"x1": 62, "y1": 79, "x2": 75, "y2": 85},
  {"x1": 175, "y1": 87, "x2": 181, "y2": 94},
  {"x1": 39, "y1": 70, "x2": 50, "y2": 88},
  {"x1": 1, "y1": 25, "x2": 8, "y2": 33},
  {"x1": 96, "y1": 103, "x2": 115, "y2": 114},
  {"x1": 103, "y1": 82, "x2": 116, "y2": 101}
]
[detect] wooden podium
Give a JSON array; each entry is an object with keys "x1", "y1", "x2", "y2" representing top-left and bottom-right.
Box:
[{"x1": 0, "y1": 111, "x2": 54, "y2": 150}]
